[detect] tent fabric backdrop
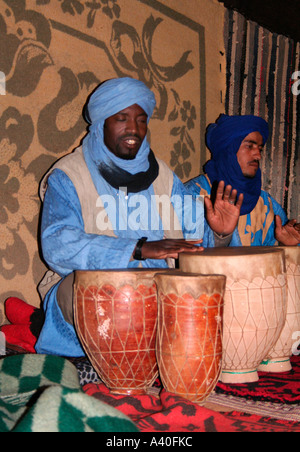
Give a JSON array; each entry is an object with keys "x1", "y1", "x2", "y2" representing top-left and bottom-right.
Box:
[
  {"x1": 0, "y1": 0, "x2": 226, "y2": 321},
  {"x1": 224, "y1": 8, "x2": 300, "y2": 222}
]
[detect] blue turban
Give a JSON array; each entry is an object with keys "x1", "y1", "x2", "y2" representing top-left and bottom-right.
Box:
[
  {"x1": 204, "y1": 114, "x2": 269, "y2": 215},
  {"x1": 83, "y1": 77, "x2": 156, "y2": 175}
]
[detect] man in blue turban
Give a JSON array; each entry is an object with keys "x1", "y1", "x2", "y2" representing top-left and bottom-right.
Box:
[
  {"x1": 33, "y1": 79, "x2": 243, "y2": 357},
  {"x1": 185, "y1": 114, "x2": 300, "y2": 247}
]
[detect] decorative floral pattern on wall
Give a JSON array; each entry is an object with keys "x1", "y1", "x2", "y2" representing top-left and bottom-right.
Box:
[
  {"x1": 0, "y1": 0, "x2": 207, "y2": 319},
  {"x1": 169, "y1": 90, "x2": 197, "y2": 179}
]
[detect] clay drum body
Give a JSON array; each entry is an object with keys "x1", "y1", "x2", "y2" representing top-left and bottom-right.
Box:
[
  {"x1": 73, "y1": 269, "x2": 159, "y2": 395},
  {"x1": 179, "y1": 247, "x2": 287, "y2": 383},
  {"x1": 154, "y1": 272, "x2": 226, "y2": 404},
  {"x1": 258, "y1": 246, "x2": 300, "y2": 372}
]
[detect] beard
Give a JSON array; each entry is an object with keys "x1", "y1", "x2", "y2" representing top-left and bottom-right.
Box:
[
  {"x1": 113, "y1": 139, "x2": 142, "y2": 160},
  {"x1": 117, "y1": 152, "x2": 137, "y2": 161}
]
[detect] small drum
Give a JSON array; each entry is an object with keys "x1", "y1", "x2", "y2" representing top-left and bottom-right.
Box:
[
  {"x1": 154, "y1": 271, "x2": 226, "y2": 404},
  {"x1": 73, "y1": 269, "x2": 159, "y2": 395},
  {"x1": 179, "y1": 247, "x2": 287, "y2": 383},
  {"x1": 258, "y1": 246, "x2": 300, "y2": 372}
]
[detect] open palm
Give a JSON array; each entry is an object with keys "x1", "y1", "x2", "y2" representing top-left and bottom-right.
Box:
[
  {"x1": 275, "y1": 216, "x2": 300, "y2": 246},
  {"x1": 205, "y1": 181, "x2": 244, "y2": 236}
]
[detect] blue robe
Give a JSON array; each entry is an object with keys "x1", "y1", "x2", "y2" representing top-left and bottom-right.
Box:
[
  {"x1": 36, "y1": 77, "x2": 212, "y2": 357},
  {"x1": 36, "y1": 168, "x2": 206, "y2": 357},
  {"x1": 185, "y1": 174, "x2": 288, "y2": 247}
]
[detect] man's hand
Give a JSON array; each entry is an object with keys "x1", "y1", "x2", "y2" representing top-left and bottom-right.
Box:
[
  {"x1": 205, "y1": 181, "x2": 244, "y2": 236},
  {"x1": 275, "y1": 216, "x2": 300, "y2": 246},
  {"x1": 135, "y1": 239, "x2": 203, "y2": 260}
]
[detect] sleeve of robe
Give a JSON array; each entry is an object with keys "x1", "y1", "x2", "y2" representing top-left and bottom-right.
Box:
[
  {"x1": 41, "y1": 169, "x2": 205, "y2": 277},
  {"x1": 260, "y1": 193, "x2": 288, "y2": 246},
  {"x1": 41, "y1": 169, "x2": 138, "y2": 276},
  {"x1": 170, "y1": 172, "x2": 205, "y2": 241}
]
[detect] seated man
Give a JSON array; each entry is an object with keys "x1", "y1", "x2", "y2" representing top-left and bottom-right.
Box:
[
  {"x1": 185, "y1": 114, "x2": 300, "y2": 247},
  {"x1": 35, "y1": 78, "x2": 242, "y2": 357}
]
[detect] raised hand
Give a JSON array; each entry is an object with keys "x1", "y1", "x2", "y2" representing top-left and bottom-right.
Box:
[
  {"x1": 275, "y1": 216, "x2": 300, "y2": 246},
  {"x1": 204, "y1": 181, "x2": 244, "y2": 236}
]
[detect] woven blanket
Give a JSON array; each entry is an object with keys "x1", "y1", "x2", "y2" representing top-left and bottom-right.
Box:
[
  {"x1": 216, "y1": 356, "x2": 300, "y2": 404},
  {"x1": 2, "y1": 348, "x2": 300, "y2": 432},
  {"x1": 0, "y1": 354, "x2": 138, "y2": 433},
  {"x1": 71, "y1": 354, "x2": 300, "y2": 432},
  {"x1": 83, "y1": 380, "x2": 300, "y2": 433},
  {"x1": 205, "y1": 392, "x2": 300, "y2": 423}
]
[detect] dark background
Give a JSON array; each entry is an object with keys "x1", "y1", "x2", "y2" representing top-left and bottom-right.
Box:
[{"x1": 218, "y1": 0, "x2": 300, "y2": 42}]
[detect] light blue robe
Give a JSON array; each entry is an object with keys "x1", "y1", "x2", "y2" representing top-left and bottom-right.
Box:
[{"x1": 36, "y1": 169, "x2": 206, "y2": 357}]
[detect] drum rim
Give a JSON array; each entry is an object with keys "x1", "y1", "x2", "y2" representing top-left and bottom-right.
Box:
[{"x1": 180, "y1": 245, "x2": 286, "y2": 258}]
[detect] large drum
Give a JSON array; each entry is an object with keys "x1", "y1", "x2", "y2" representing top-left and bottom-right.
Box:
[
  {"x1": 258, "y1": 246, "x2": 300, "y2": 372},
  {"x1": 154, "y1": 271, "x2": 226, "y2": 404},
  {"x1": 179, "y1": 247, "x2": 287, "y2": 383},
  {"x1": 73, "y1": 269, "x2": 159, "y2": 395}
]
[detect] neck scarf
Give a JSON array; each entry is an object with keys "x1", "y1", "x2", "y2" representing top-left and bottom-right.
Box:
[
  {"x1": 98, "y1": 149, "x2": 159, "y2": 193},
  {"x1": 204, "y1": 114, "x2": 269, "y2": 215},
  {"x1": 83, "y1": 77, "x2": 157, "y2": 192}
]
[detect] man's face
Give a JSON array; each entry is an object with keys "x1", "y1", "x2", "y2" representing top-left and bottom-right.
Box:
[
  {"x1": 104, "y1": 104, "x2": 148, "y2": 160},
  {"x1": 237, "y1": 131, "x2": 264, "y2": 178}
]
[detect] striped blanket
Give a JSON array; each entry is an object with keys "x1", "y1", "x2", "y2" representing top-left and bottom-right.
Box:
[{"x1": 0, "y1": 354, "x2": 138, "y2": 432}]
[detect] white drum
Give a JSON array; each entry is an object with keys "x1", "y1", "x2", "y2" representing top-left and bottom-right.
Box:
[
  {"x1": 179, "y1": 247, "x2": 287, "y2": 383},
  {"x1": 258, "y1": 246, "x2": 300, "y2": 372}
]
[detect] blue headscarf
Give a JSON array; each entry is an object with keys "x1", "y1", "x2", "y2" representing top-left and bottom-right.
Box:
[
  {"x1": 204, "y1": 114, "x2": 269, "y2": 215},
  {"x1": 83, "y1": 77, "x2": 156, "y2": 176}
]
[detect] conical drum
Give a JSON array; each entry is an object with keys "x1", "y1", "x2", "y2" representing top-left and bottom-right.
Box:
[
  {"x1": 73, "y1": 269, "x2": 159, "y2": 395},
  {"x1": 179, "y1": 247, "x2": 287, "y2": 383},
  {"x1": 154, "y1": 271, "x2": 226, "y2": 404},
  {"x1": 259, "y1": 246, "x2": 300, "y2": 372}
]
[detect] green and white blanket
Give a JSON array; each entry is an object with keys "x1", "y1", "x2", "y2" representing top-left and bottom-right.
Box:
[{"x1": 0, "y1": 354, "x2": 138, "y2": 432}]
